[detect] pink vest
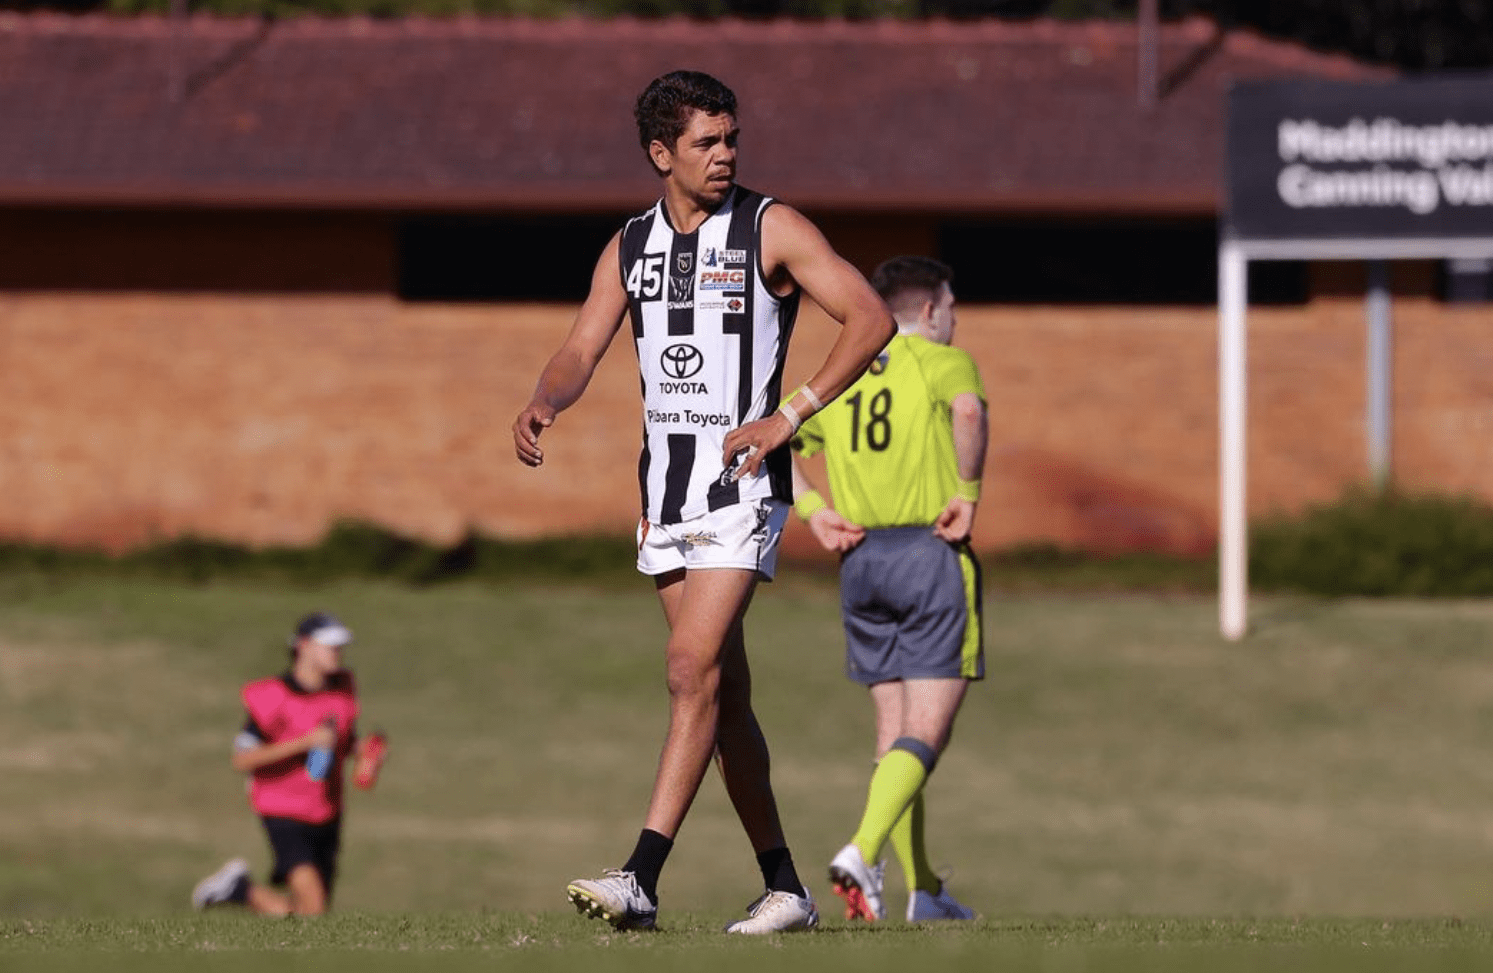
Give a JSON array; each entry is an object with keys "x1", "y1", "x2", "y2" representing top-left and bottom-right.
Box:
[{"x1": 242, "y1": 673, "x2": 359, "y2": 824}]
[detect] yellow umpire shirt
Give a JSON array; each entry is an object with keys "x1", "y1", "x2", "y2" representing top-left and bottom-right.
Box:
[{"x1": 792, "y1": 332, "x2": 985, "y2": 529}]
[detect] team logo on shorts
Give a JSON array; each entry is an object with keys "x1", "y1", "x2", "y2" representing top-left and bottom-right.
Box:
[
  {"x1": 751, "y1": 503, "x2": 772, "y2": 542},
  {"x1": 681, "y1": 531, "x2": 719, "y2": 548}
]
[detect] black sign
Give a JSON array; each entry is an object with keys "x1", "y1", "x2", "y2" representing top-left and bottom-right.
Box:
[{"x1": 1226, "y1": 75, "x2": 1493, "y2": 240}]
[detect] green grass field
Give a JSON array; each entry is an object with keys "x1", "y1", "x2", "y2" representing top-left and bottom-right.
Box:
[{"x1": 4, "y1": 572, "x2": 1493, "y2": 969}]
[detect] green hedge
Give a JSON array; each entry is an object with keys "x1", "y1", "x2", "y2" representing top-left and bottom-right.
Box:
[
  {"x1": 0, "y1": 521, "x2": 1223, "y2": 591},
  {"x1": 0, "y1": 521, "x2": 639, "y2": 587},
  {"x1": 1250, "y1": 487, "x2": 1493, "y2": 596},
  {"x1": 982, "y1": 542, "x2": 1215, "y2": 593},
  {"x1": 12, "y1": 489, "x2": 1492, "y2": 596}
]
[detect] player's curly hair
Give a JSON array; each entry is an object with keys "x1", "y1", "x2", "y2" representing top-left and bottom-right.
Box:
[
  {"x1": 635, "y1": 70, "x2": 738, "y2": 171},
  {"x1": 870, "y1": 255, "x2": 954, "y2": 319}
]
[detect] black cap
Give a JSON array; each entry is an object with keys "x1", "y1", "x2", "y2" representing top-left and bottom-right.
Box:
[{"x1": 291, "y1": 611, "x2": 353, "y2": 648}]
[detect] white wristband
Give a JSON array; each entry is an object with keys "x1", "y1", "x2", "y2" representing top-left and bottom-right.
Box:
[
  {"x1": 799, "y1": 385, "x2": 825, "y2": 412},
  {"x1": 777, "y1": 400, "x2": 804, "y2": 433}
]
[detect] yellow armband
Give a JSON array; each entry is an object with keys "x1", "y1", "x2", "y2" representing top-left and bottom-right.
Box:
[
  {"x1": 954, "y1": 478, "x2": 982, "y2": 502},
  {"x1": 794, "y1": 489, "x2": 828, "y2": 521}
]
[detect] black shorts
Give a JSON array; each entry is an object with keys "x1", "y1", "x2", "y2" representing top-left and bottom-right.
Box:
[{"x1": 261, "y1": 815, "x2": 341, "y2": 895}]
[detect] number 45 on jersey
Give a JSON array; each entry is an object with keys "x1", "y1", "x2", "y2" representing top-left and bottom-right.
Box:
[{"x1": 627, "y1": 255, "x2": 665, "y2": 300}]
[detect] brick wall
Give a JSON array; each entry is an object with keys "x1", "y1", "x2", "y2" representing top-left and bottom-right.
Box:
[{"x1": 3, "y1": 272, "x2": 1490, "y2": 558}]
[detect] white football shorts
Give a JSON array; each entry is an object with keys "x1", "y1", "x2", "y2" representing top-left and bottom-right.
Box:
[{"x1": 636, "y1": 498, "x2": 789, "y2": 580}]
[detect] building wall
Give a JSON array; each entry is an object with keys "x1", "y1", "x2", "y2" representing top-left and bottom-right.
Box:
[
  {"x1": 3, "y1": 274, "x2": 1491, "y2": 559},
  {"x1": 3, "y1": 208, "x2": 1490, "y2": 558}
]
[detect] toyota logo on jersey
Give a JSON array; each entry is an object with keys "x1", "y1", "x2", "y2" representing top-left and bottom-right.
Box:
[{"x1": 661, "y1": 344, "x2": 704, "y2": 379}]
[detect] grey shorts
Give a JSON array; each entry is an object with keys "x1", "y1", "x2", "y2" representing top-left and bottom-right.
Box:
[{"x1": 840, "y1": 526, "x2": 984, "y2": 686}]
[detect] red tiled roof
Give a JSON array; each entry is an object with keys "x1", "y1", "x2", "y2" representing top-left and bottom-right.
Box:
[{"x1": 0, "y1": 12, "x2": 1390, "y2": 213}]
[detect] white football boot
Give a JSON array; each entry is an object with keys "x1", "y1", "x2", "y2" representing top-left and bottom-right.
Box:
[
  {"x1": 566, "y1": 869, "x2": 658, "y2": 930},
  {"x1": 191, "y1": 858, "x2": 249, "y2": 910},
  {"x1": 907, "y1": 881, "x2": 977, "y2": 922},
  {"x1": 724, "y1": 886, "x2": 819, "y2": 934}
]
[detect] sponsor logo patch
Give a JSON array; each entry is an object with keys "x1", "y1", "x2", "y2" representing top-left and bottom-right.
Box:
[
  {"x1": 700, "y1": 248, "x2": 744, "y2": 267},
  {"x1": 647, "y1": 409, "x2": 732, "y2": 427},
  {"x1": 660, "y1": 344, "x2": 704, "y2": 379},
  {"x1": 700, "y1": 269, "x2": 746, "y2": 292},
  {"x1": 681, "y1": 531, "x2": 719, "y2": 548},
  {"x1": 667, "y1": 272, "x2": 695, "y2": 310}
]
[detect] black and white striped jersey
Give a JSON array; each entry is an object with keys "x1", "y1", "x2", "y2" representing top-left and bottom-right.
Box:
[{"x1": 618, "y1": 185, "x2": 799, "y2": 525}]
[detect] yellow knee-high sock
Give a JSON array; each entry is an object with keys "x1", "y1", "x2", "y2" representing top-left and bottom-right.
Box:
[
  {"x1": 850, "y1": 740, "x2": 934, "y2": 865},
  {"x1": 888, "y1": 791, "x2": 941, "y2": 893}
]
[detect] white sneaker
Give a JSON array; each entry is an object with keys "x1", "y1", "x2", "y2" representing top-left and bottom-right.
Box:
[
  {"x1": 566, "y1": 869, "x2": 658, "y2": 930},
  {"x1": 828, "y1": 843, "x2": 886, "y2": 922},
  {"x1": 724, "y1": 887, "x2": 819, "y2": 934},
  {"x1": 907, "y1": 881, "x2": 977, "y2": 922},
  {"x1": 191, "y1": 858, "x2": 249, "y2": 910}
]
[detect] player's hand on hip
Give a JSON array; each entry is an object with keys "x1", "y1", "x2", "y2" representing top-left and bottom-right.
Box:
[
  {"x1": 721, "y1": 412, "x2": 793, "y2": 482},
  {"x1": 808, "y1": 508, "x2": 864, "y2": 553},
  {"x1": 934, "y1": 497, "x2": 976, "y2": 544},
  {"x1": 513, "y1": 404, "x2": 556, "y2": 467}
]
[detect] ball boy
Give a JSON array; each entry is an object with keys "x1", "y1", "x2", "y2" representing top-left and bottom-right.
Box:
[{"x1": 192, "y1": 611, "x2": 387, "y2": 915}]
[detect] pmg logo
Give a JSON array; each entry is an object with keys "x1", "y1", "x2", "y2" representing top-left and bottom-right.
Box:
[{"x1": 660, "y1": 344, "x2": 704, "y2": 379}]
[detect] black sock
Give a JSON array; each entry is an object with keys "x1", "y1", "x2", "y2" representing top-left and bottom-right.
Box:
[
  {"x1": 756, "y1": 846, "x2": 805, "y2": 897},
  {"x1": 227, "y1": 873, "x2": 250, "y2": 905},
  {"x1": 622, "y1": 829, "x2": 673, "y2": 903}
]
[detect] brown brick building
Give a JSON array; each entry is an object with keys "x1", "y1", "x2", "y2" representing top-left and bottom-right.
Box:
[{"x1": 4, "y1": 13, "x2": 1481, "y2": 559}]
